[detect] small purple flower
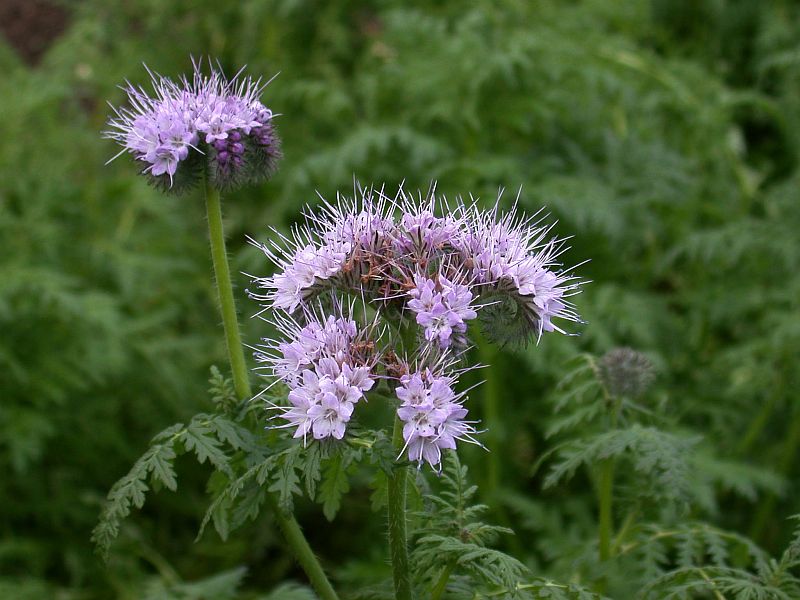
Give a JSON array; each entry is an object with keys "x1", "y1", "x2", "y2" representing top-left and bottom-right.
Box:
[
  {"x1": 407, "y1": 274, "x2": 477, "y2": 348},
  {"x1": 105, "y1": 59, "x2": 281, "y2": 192},
  {"x1": 393, "y1": 205, "x2": 460, "y2": 256},
  {"x1": 395, "y1": 372, "x2": 429, "y2": 405},
  {"x1": 285, "y1": 369, "x2": 323, "y2": 439},
  {"x1": 307, "y1": 390, "x2": 354, "y2": 440},
  {"x1": 395, "y1": 367, "x2": 481, "y2": 470},
  {"x1": 272, "y1": 320, "x2": 325, "y2": 385},
  {"x1": 343, "y1": 363, "x2": 376, "y2": 392}
]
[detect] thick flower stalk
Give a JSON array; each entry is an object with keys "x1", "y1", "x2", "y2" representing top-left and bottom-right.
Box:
[{"x1": 105, "y1": 59, "x2": 281, "y2": 192}]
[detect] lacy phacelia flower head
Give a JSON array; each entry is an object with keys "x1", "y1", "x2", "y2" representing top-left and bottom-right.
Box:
[
  {"x1": 255, "y1": 302, "x2": 379, "y2": 443},
  {"x1": 105, "y1": 59, "x2": 281, "y2": 193},
  {"x1": 395, "y1": 364, "x2": 480, "y2": 471},
  {"x1": 250, "y1": 185, "x2": 584, "y2": 470}
]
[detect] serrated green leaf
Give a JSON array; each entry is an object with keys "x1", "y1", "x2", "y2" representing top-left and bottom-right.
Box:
[
  {"x1": 269, "y1": 445, "x2": 302, "y2": 511},
  {"x1": 150, "y1": 422, "x2": 185, "y2": 444},
  {"x1": 209, "y1": 415, "x2": 255, "y2": 452},
  {"x1": 184, "y1": 420, "x2": 230, "y2": 474},
  {"x1": 231, "y1": 483, "x2": 267, "y2": 530},
  {"x1": 210, "y1": 494, "x2": 232, "y2": 542},
  {"x1": 92, "y1": 420, "x2": 187, "y2": 557},
  {"x1": 146, "y1": 443, "x2": 178, "y2": 491},
  {"x1": 319, "y1": 452, "x2": 351, "y2": 521},
  {"x1": 302, "y1": 442, "x2": 324, "y2": 498}
]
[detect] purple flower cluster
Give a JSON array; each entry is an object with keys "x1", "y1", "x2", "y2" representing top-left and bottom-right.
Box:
[
  {"x1": 106, "y1": 60, "x2": 280, "y2": 190},
  {"x1": 395, "y1": 368, "x2": 479, "y2": 470},
  {"x1": 251, "y1": 186, "x2": 584, "y2": 469},
  {"x1": 251, "y1": 186, "x2": 581, "y2": 346},
  {"x1": 258, "y1": 309, "x2": 376, "y2": 442},
  {"x1": 458, "y1": 204, "x2": 581, "y2": 339},
  {"x1": 407, "y1": 274, "x2": 477, "y2": 348},
  {"x1": 249, "y1": 194, "x2": 393, "y2": 312}
]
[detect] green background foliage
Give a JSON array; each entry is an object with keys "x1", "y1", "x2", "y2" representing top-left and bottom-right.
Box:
[{"x1": 1, "y1": 0, "x2": 798, "y2": 597}]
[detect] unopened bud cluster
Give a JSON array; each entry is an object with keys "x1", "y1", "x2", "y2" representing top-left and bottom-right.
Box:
[
  {"x1": 599, "y1": 347, "x2": 655, "y2": 399},
  {"x1": 251, "y1": 187, "x2": 583, "y2": 469}
]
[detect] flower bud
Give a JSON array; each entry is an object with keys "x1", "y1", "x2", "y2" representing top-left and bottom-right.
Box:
[{"x1": 599, "y1": 347, "x2": 655, "y2": 399}]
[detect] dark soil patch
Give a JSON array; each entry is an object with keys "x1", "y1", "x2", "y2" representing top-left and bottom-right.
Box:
[{"x1": 0, "y1": 0, "x2": 71, "y2": 66}]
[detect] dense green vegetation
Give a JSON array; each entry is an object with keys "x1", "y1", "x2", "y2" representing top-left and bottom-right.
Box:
[{"x1": 1, "y1": 0, "x2": 799, "y2": 598}]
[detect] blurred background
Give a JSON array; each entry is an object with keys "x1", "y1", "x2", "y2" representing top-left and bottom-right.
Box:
[{"x1": 1, "y1": 0, "x2": 798, "y2": 598}]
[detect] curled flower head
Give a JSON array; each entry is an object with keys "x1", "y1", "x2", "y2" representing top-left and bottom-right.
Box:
[
  {"x1": 105, "y1": 59, "x2": 281, "y2": 193},
  {"x1": 247, "y1": 191, "x2": 392, "y2": 312},
  {"x1": 458, "y1": 200, "x2": 582, "y2": 344}
]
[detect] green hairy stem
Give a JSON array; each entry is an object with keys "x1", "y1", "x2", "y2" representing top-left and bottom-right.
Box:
[
  {"x1": 204, "y1": 180, "x2": 340, "y2": 600},
  {"x1": 204, "y1": 182, "x2": 251, "y2": 401},
  {"x1": 267, "y1": 495, "x2": 340, "y2": 600},
  {"x1": 430, "y1": 561, "x2": 455, "y2": 600},
  {"x1": 388, "y1": 414, "x2": 413, "y2": 600}
]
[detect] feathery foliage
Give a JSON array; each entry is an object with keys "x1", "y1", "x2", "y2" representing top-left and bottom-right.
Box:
[{"x1": 3, "y1": 0, "x2": 800, "y2": 597}]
